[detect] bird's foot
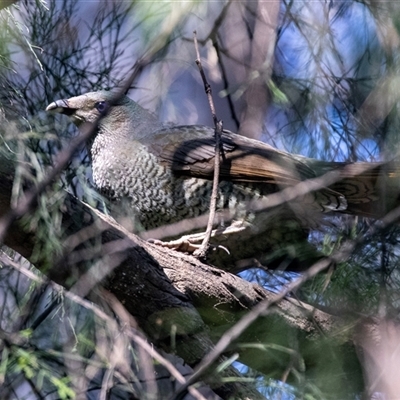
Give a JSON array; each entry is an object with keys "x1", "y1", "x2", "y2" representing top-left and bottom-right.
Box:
[
  {"x1": 148, "y1": 234, "x2": 205, "y2": 253},
  {"x1": 147, "y1": 221, "x2": 248, "y2": 255}
]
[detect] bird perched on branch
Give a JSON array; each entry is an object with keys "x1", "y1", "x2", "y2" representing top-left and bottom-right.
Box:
[{"x1": 46, "y1": 91, "x2": 400, "y2": 271}]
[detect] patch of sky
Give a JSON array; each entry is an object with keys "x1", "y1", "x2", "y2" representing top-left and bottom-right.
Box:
[{"x1": 268, "y1": 0, "x2": 384, "y2": 161}]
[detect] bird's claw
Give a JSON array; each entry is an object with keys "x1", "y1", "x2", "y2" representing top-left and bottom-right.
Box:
[
  {"x1": 148, "y1": 237, "x2": 203, "y2": 253},
  {"x1": 149, "y1": 237, "x2": 231, "y2": 256},
  {"x1": 147, "y1": 224, "x2": 247, "y2": 255}
]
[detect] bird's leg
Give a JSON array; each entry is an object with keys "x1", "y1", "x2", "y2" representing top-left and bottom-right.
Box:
[{"x1": 148, "y1": 220, "x2": 249, "y2": 254}]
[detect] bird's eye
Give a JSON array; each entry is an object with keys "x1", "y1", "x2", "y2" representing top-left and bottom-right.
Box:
[{"x1": 95, "y1": 101, "x2": 108, "y2": 115}]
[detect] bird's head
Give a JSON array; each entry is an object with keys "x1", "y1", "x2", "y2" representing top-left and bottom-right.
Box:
[{"x1": 46, "y1": 90, "x2": 162, "y2": 140}]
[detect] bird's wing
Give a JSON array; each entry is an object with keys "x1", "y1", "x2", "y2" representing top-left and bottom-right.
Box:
[
  {"x1": 148, "y1": 125, "x2": 315, "y2": 185},
  {"x1": 147, "y1": 125, "x2": 348, "y2": 212}
]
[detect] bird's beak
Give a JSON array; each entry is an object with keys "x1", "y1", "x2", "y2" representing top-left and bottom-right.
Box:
[{"x1": 46, "y1": 99, "x2": 77, "y2": 116}]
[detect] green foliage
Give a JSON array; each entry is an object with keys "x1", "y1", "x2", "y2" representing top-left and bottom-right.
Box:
[{"x1": 3, "y1": 345, "x2": 76, "y2": 399}]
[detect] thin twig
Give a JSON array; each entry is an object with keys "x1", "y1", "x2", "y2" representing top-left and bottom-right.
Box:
[
  {"x1": 213, "y1": 38, "x2": 240, "y2": 130},
  {"x1": 192, "y1": 30, "x2": 223, "y2": 260}
]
